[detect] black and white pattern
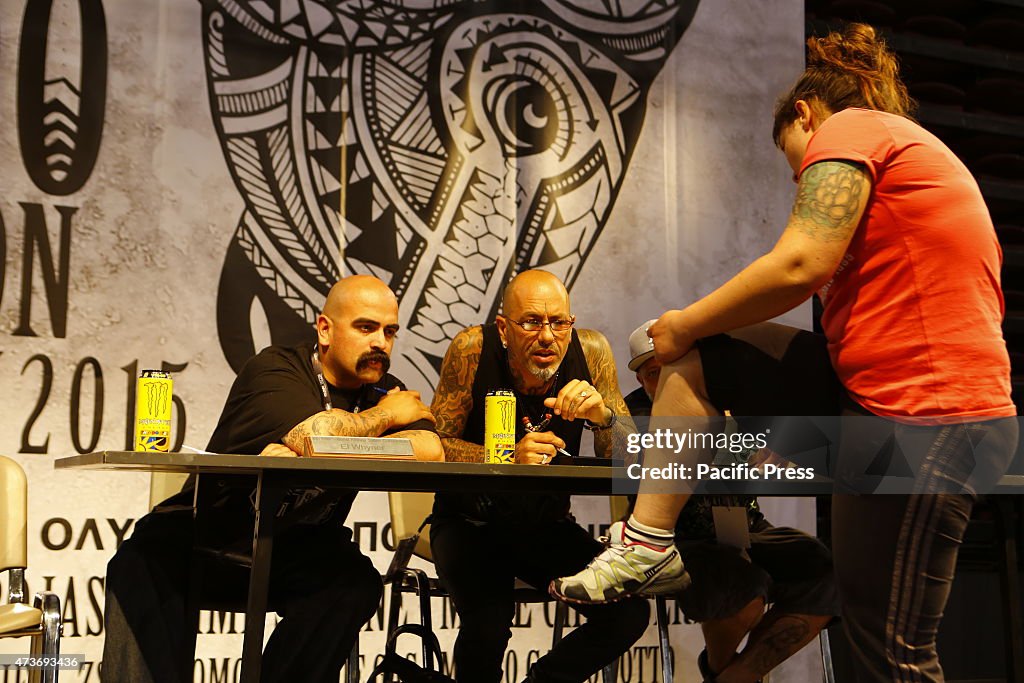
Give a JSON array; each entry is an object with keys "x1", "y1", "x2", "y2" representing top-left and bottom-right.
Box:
[{"x1": 202, "y1": 0, "x2": 699, "y2": 383}]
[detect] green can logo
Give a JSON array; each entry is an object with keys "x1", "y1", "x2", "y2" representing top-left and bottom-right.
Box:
[
  {"x1": 135, "y1": 370, "x2": 173, "y2": 452},
  {"x1": 485, "y1": 390, "x2": 517, "y2": 464}
]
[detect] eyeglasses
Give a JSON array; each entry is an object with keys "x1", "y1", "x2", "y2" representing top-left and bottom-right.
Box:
[{"x1": 505, "y1": 316, "x2": 576, "y2": 333}]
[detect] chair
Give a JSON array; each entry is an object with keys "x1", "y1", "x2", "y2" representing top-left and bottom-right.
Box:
[
  {"x1": 609, "y1": 496, "x2": 837, "y2": 682},
  {"x1": 148, "y1": 472, "x2": 361, "y2": 683},
  {"x1": 0, "y1": 455, "x2": 63, "y2": 683},
  {"x1": 385, "y1": 491, "x2": 617, "y2": 682}
]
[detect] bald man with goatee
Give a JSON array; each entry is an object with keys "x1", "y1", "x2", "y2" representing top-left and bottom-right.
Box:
[
  {"x1": 429, "y1": 269, "x2": 648, "y2": 683},
  {"x1": 103, "y1": 275, "x2": 441, "y2": 683}
]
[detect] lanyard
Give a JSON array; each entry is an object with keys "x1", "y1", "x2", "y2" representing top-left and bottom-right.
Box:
[
  {"x1": 311, "y1": 346, "x2": 371, "y2": 413},
  {"x1": 311, "y1": 347, "x2": 334, "y2": 411}
]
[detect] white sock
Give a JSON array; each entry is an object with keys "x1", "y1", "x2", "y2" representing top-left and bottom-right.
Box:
[{"x1": 624, "y1": 514, "x2": 674, "y2": 548}]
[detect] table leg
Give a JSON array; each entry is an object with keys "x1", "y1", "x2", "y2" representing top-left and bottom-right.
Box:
[
  {"x1": 183, "y1": 475, "x2": 212, "y2": 683},
  {"x1": 240, "y1": 472, "x2": 286, "y2": 683}
]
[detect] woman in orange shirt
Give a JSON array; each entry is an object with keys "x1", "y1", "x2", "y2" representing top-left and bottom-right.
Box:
[{"x1": 553, "y1": 24, "x2": 1018, "y2": 683}]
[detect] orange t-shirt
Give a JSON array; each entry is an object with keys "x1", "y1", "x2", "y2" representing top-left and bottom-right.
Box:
[{"x1": 801, "y1": 108, "x2": 1015, "y2": 418}]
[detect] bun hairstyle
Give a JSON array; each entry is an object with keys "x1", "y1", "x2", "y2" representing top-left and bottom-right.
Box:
[{"x1": 772, "y1": 23, "x2": 915, "y2": 145}]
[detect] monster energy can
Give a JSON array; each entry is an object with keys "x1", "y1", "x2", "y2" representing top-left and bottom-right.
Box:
[
  {"x1": 135, "y1": 370, "x2": 173, "y2": 452},
  {"x1": 484, "y1": 390, "x2": 517, "y2": 464}
]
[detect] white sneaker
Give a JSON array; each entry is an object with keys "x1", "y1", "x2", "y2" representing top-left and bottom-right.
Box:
[{"x1": 549, "y1": 521, "x2": 690, "y2": 604}]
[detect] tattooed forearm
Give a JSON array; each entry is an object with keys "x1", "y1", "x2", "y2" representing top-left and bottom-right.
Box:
[
  {"x1": 440, "y1": 437, "x2": 486, "y2": 463},
  {"x1": 283, "y1": 406, "x2": 392, "y2": 453},
  {"x1": 579, "y1": 328, "x2": 638, "y2": 459},
  {"x1": 791, "y1": 160, "x2": 870, "y2": 239}
]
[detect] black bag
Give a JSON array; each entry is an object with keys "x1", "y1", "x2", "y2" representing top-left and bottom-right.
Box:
[
  {"x1": 366, "y1": 622, "x2": 454, "y2": 683},
  {"x1": 366, "y1": 652, "x2": 455, "y2": 683}
]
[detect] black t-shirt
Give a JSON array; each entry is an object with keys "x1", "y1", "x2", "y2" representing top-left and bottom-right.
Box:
[
  {"x1": 434, "y1": 324, "x2": 593, "y2": 524},
  {"x1": 161, "y1": 344, "x2": 431, "y2": 543}
]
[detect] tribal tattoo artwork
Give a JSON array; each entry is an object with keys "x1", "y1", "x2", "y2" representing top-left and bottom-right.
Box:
[{"x1": 201, "y1": 0, "x2": 699, "y2": 386}]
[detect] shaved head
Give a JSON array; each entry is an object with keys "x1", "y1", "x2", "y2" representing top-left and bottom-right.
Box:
[
  {"x1": 317, "y1": 275, "x2": 399, "y2": 389},
  {"x1": 323, "y1": 274, "x2": 397, "y2": 320},
  {"x1": 497, "y1": 270, "x2": 574, "y2": 390},
  {"x1": 502, "y1": 270, "x2": 570, "y2": 318}
]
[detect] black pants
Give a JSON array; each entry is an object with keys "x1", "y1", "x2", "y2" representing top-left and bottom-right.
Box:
[
  {"x1": 697, "y1": 324, "x2": 1018, "y2": 683},
  {"x1": 429, "y1": 515, "x2": 650, "y2": 683},
  {"x1": 102, "y1": 508, "x2": 382, "y2": 683}
]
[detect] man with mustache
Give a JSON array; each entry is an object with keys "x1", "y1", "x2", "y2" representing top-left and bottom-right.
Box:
[
  {"x1": 429, "y1": 269, "x2": 648, "y2": 683},
  {"x1": 102, "y1": 275, "x2": 441, "y2": 683}
]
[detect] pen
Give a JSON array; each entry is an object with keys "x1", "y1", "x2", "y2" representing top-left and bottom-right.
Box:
[
  {"x1": 371, "y1": 386, "x2": 390, "y2": 395},
  {"x1": 540, "y1": 448, "x2": 573, "y2": 464}
]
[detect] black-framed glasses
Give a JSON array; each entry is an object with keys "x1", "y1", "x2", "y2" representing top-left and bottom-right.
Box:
[{"x1": 504, "y1": 316, "x2": 576, "y2": 333}]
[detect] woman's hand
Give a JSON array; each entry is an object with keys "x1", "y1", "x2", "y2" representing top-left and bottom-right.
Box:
[{"x1": 649, "y1": 309, "x2": 696, "y2": 363}]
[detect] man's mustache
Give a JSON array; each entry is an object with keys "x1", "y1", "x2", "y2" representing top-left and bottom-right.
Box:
[{"x1": 356, "y1": 351, "x2": 391, "y2": 373}]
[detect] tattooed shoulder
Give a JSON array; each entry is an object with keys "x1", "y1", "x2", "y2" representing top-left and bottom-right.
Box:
[
  {"x1": 578, "y1": 328, "x2": 614, "y2": 375},
  {"x1": 431, "y1": 325, "x2": 483, "y2": 439},
  {"x1": 791, "y1": 160, "x2": 871, "y2": 241}
]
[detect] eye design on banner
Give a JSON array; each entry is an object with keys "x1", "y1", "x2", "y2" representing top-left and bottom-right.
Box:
[{"x1": 201, "y1": 0, "x2": 700, "y2": 383}]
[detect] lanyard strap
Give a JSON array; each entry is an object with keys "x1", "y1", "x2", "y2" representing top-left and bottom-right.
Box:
[
  {"x1": 312, "y1": 346, "x2": 369, "y2": 413},
  {"x1": 311, "y1": 347, "x2": 334, "y2": 411}
]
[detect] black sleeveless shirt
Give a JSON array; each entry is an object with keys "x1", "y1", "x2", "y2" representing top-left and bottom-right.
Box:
[{"x1": 434, "y1": 324, "x2": 594, "y2": 524}]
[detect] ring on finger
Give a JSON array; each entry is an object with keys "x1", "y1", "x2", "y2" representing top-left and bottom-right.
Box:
[{"x1": 580, "y1": 390, "x2": 589, "y2": 399}]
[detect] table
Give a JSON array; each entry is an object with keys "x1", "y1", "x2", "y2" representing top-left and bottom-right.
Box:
[
  {"x1": 56, "y1": 453, "x2": 1024, "y2": 683},
  {"x1": 55, "y1": 451, "x2": 620, "y2": 682}
]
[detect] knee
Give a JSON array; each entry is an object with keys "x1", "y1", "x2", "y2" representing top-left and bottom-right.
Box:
[
  {"x1": 619, "y1": 597, "x2": 652, "y2": 638},
  {"x1": 655, "y1": 350, "x2": 712, "y2": 410},
  {"x1": 587, "y1": 597, "x2": 650, "y2": 640},
  {"x1": 345, "y1": 559, "x2": 385, "y2": 620}
]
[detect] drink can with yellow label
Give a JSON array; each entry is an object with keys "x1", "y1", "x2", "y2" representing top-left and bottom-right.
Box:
[
  {"x1": 135, "y1": 370, "x2": 173, "y2": 452},
  {"x1": 484, "y1": 390, "x2": 517, "y2": 464}
]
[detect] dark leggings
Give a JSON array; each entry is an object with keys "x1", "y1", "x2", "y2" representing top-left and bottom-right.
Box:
[{"x1": 696, "y1": 323, "x2": 1018, "y2": 682}]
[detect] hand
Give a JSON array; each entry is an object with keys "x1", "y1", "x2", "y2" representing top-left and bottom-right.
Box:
[
  {"x1": 514, "y1": 431, "x2": 566, "y2": 465},
  {"x1": 544, "y1": 379, "x2": 611, "y2": 425},
  {"x1": 649, "y1": 309, "x2": 696, "y2": 363},
  {"x1": 376, "y1": 389, "x2": 436, "y2": 429},
  {"x1": 260, "y1": 443, "x2": 300, "y2": 457}
]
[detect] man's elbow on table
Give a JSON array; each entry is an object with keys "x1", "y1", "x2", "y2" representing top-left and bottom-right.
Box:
[{"x1": 409, "y1": 431, "x2": 444, "y2": 461}]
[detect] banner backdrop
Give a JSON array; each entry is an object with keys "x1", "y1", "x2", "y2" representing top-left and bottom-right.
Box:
[{"x1": 0, "y1": 0, "x2": 812, "y2": 681}]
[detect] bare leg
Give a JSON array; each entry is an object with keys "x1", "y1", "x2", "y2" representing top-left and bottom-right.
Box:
[
  {"x1": 702, "y1": 597, "x2": 765, "y2": 674},
  {"x1": 717, "y1": 610, "x2": 832, "y2": 683},
  {"x1": 633, "y1": 323, "x2": 809, "y2": 531},
  {"x1": 633, "y1": 348, "x2": 720, "y2": 529}
]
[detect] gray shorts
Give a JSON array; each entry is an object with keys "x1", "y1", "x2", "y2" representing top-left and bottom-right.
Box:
[{"x1": 675, "y1": 521, "x2": 839, "y2": 623}]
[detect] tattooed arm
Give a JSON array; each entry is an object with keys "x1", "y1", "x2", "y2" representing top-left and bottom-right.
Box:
[
  {"x1": 650, "y1": 160, "x2": 871, "y2": 362},
  {"x1": 431, "y1": 326, "x2": 485, "y2": 463},
  {"x1": 578, "y1": 329, "x2": 637, "y2": 459},
  {"x1": 282, "y1": 392, "x2": 441, "y2": 460}
]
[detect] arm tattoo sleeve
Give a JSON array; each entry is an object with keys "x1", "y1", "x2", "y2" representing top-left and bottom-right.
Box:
[
  {"x1": 578, "y1": 329, "x2": 637, "y2": 459},
  {"x1": 791, "y1": 160, "x2": 871, "y2": 241},
  {"x1": 282, "y1": 407, "x2": 392, "y2": 453},
  {"x1": 432, "y1": 326, "x2": 485, "y2": 463}
]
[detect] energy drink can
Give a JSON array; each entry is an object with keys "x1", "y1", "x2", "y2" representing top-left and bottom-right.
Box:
[
  {"x1": 135, "y1": 370, "x2": 173, "y2": 452},
  {"x1": 484, "y1": 390, "x2": 517, "y2": 464}
]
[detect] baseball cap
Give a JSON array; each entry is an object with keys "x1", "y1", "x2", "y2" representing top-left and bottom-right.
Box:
[{"x1": 627, "y1": 319, "x2": 659, "y2": 371}]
